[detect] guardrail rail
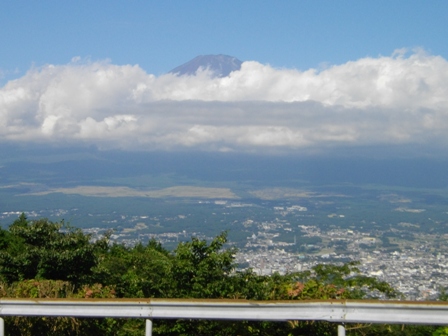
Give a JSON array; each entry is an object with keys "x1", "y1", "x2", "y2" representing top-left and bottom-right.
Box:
[{"x1": 1, "y1": 298, "x2": 448, "y2": 336}]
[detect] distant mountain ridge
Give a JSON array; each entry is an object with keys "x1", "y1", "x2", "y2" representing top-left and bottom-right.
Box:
[{"x1": 169, "y1": 54, "x2": 242, "y2": 78}]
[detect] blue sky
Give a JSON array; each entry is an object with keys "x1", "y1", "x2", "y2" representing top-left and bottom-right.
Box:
[
  {"x1": 2, "y1": 1, "x2": 447, "y2": 79},
  {"x1": 1, "y1": 1, "x2": 448, "y2": 156}
]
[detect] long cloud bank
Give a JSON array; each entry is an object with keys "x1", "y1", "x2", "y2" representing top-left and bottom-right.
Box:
[{"x1": 1, "y1": 49, "x2": 448, "y2": 154}]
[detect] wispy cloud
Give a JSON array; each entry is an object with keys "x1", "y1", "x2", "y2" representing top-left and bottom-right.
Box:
[{"x1": 1, "y1": 50, "x2": 448, "y2": 154}]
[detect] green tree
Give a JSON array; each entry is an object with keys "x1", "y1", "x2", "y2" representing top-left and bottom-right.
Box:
[
  {"x1": 0, "y1": 216, "x2": 107, "y2": 286},
  {"x1": 169, "y1": 232, "x2": 236, "y2": 298},
  {"x1": 95, "y1": 240, "x2": 173, "y2": 298}
]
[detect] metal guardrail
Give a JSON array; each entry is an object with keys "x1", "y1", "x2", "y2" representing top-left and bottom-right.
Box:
[{"x1": 1, "y1": 299, "x2": 448, "y2": 335}]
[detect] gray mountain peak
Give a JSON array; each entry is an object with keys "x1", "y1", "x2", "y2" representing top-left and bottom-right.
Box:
[{"x1": 169, "y1": 54, "x2": 242, "y2": 78}]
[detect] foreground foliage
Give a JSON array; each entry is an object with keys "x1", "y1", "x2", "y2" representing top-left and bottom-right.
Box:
[{"x1": 0, "y1": 215, "x2": 443, "y2": 335}]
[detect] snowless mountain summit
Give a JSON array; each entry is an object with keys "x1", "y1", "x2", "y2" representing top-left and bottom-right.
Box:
[{"x1": 169, "y1": 54, "x2": 242, "y2": 78}]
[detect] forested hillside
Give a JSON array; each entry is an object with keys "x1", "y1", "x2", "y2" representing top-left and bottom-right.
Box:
[{"x1": 0, "y1": 215, "x2": 443, "y2": 335}]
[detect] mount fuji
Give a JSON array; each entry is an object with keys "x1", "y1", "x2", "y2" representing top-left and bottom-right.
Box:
[{"x1": 169, "y1": 54, "x2": 242, "y2": 78}]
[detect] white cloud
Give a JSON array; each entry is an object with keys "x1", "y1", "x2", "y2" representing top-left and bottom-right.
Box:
[{"x1": 1, "y1": 50, "x2": 448, "y2": 154}]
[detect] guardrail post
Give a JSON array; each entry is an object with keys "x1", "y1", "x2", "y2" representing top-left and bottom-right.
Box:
[
  {"x1": 145, "y1": 319, "x2": 153, "y2": 336},
  {"x1": 338, "y1": 324, "x2": 345, "y2": 336},
  {"x1": 0, "y1": 317, "x2": 4, "y2": 336}
]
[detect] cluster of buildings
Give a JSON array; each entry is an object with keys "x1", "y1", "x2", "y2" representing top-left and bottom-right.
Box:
[
  {"x1": 236, "y1": 218, "x2": 448, "y2": 301},
  {"x1": 2, "y1": 202, "x2": 448, "y2": 301}
]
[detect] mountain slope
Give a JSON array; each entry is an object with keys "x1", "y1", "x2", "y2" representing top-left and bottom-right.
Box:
[{"x1": 169, "y1": 54, "x2": 242, "y2": 78}]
